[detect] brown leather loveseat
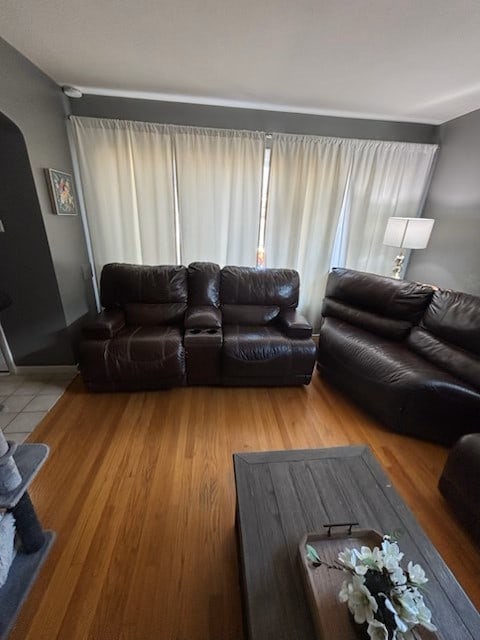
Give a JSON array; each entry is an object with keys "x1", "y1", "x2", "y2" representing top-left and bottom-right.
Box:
[
  {"x1": 79, "y1": 262, "x2": 316, "y2": 391},
  {"x1": 317, "y1": 268, "x2": 480, "y2": 446}
]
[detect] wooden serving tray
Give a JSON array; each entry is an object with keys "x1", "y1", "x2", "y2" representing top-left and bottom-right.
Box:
[{"x1": 298, "y1": 529, "x2": 439, "y2": 640}]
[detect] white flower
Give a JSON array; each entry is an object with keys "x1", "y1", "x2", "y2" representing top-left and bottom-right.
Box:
[
  {"x1": 395, "y1": 589, "x2": 420, "y2": 623},
  {"x1": 339, "y1": 574, "x2": 378, "y2": 624},
  {"x1": 339, "y1": 579, "x2": 350, "y2": 602},
  {"x1": 389, "y1": 566, "x2": 407, "y2": 586},
  {"x1": 355, "y1": 564, "x2": 369, "y2": 576},
  {"x1": 338, "y1": 547, "x2": 359, "y2": 571},
  {"x1": 355, "y1": 545, "x2": 384, "y2": 571},
  {"x1": 335, "y1": 538, "x2": 436, "y2": 639},
  {"x1": 384, "y1": 596, "x2": 409, "y2": 633},
  {"x1": 366, "y1": 618, "x2": 389, "y2": 640},
  {"x1": 415, "y1": 600, "x2": 437, "y2": 632},
  {"x1": 381, "y1": 539, "x2": 404, "y2": 571},
  {"x1": 407, "y1": 561, "x2": 428, "y2": 586},
  {"x1": 337, "y1": 547, "x2": 369, "y2": 575}
]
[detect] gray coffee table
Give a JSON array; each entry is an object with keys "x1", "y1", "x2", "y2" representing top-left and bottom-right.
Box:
[{"x1": 233, "y1": 445, "x2": 480, "y2": 640}]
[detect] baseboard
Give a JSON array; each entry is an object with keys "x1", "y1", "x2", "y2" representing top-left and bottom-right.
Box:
[{"x1": 12, "y1": 365, "x2": 78, "y2": 376}]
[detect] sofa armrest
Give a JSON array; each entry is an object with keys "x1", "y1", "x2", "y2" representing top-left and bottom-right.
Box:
[
  {"x1": 185, "y1": 306, "x2": 222, "y2": 329},
  {"x1": 277, "y1": 309, "x2": 312, "y2": 339},
  {"x1": 82, "y1": 309, "x2": 125, "y2": 339}
]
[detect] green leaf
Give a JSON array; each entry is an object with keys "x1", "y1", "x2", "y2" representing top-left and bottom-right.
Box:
[
  {"x1": 386, "y1": 528, "x2": 404, "y2": 542},
  {"x1": 306, "y1": 544, "x2": 321, "y2": 564}
]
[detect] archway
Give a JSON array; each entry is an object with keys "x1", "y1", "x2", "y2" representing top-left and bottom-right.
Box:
[{"x1": 0, "y1": 111, "x2": 72, "y2": 368}]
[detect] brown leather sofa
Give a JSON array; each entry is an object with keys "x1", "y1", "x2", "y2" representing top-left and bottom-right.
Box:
[
  {"x1": 79, "y1": 262, "x2": 316, "y2": 391},
  {"x1": 317, "y1": 268, "x2": 480, "y2": 445}
]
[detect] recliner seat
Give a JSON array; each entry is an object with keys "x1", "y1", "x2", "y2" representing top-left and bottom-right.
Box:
[
  {"x1": 79, "y1": 264, "x2": 187, "y2": 391},
  {"x1": 219, "y1": 266, "x2": 316, "y2": 386}
]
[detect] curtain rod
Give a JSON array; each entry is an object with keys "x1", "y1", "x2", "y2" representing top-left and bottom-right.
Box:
[{"x1": 67, "y1": 115, "x2": 273, "y2": 134}]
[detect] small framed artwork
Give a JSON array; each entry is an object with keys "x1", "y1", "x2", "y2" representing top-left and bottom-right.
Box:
[{"x1": 45, "y1": 168, "x2": 79, "y2": 215}]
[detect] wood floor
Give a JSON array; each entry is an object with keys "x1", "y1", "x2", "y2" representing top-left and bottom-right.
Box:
[{"x1": 11, "y1": 373, "x2": 480, "y2": 640}]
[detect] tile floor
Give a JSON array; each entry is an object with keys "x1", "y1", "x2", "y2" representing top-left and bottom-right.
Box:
[{"x1": 0, "y1": 372, "x2": 76, "y2": 444}]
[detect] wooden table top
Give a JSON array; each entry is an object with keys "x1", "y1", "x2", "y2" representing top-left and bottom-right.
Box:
[{"x1": 233, "y1": 445, "x2": 480, "y2": 640}]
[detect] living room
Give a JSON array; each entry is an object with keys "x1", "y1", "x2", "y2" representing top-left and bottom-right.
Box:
[{"x1": 0, "y1": 1, "x2": 479, "y2": 639}]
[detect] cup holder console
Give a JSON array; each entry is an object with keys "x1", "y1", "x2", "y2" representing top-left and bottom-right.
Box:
[
  {"x1": 184, "y1": 327, "x2": 222, "y2": 385},
  {"x1": 186, "y1": 328, "x2": 220, "y2": 337}
]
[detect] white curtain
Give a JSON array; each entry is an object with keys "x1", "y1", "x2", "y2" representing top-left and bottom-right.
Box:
[
  {"x1": 174, "y1": 127, "x2": 265, "y2": 266},
  {"x1": 265, "y1": 134, "x2": 353, "y2": 329},
  {"x1": 337, "y1": 140, "x2": 438, "y2": 274},
  {"x1": 266, "y1": 134, "x2": 437, "y2": 329},
  {"x1": 71, "y1": 116, "x2": 176, "y2": 277}
]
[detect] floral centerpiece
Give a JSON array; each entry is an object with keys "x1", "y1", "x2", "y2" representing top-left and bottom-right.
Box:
[{"x1": 307, "y1": 535, "x2": 436, "y2": 640}]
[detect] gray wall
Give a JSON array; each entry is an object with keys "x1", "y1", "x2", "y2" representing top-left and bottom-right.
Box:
[
  {"x1": 0, "y1": 37, "x2": 96, "y2": 364},
  {"x1": 407, "y1": 108, "x2": 480, "y2": 294},
  {"x1": 70, "y1": 95, "x2": 438, "y2": 144}
]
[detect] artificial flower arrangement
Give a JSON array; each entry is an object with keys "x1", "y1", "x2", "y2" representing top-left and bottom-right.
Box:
[{"x1": 306, "y1": 535, "x2": 436, "y2": 640}]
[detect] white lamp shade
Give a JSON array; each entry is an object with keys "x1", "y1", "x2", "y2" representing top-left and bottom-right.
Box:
[{"x1": 383, "y1": 217, "x2": 435, "y2": 249}]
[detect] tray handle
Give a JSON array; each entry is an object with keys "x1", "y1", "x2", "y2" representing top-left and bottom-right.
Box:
[{"x1": 323, "y1": 522, "x2": 359, "y2": 537}]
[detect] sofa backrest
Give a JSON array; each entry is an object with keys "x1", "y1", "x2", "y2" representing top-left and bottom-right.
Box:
[
  {"x1": 220, "y1": 266, "x2": 299, "y2": 325},
  {"x1": 407, "y1": 289, "x2": 480, "y2": 390},
  {"x1": 322, "y1": 268, "x2": 434, "y2": 340},
  {"x1": 187, "y1": 262, "x2": 220, "y2": 307},
  {"x1": 100, "y1": 263, "x2": 188, "y2": 325}
]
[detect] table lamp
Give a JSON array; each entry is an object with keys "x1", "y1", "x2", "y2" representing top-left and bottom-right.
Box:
[{"x1": 383, "y1": 217, "x2": 435, "y2": 279}]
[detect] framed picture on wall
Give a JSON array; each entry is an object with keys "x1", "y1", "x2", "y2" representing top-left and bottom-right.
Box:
[{"x1": 45, "y1": 168, "x2": 79, "y2": 215}]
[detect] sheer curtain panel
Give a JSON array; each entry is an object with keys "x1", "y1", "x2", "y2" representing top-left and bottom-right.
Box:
[
  {"x1": 174, "y1": 127, "x2": 265, "y2": 266},
  {"x1": 71, "y1": 117, "x2": 176, "y2": 277},
  {"x1": 339, "y1": 141, "x2": 438, "y2": 274},
  {"x1": 265, "y1": 133, "x2": 353, "y2": 329}
]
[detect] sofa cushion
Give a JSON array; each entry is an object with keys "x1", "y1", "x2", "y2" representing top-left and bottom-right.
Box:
[
  {"x1": 221, "y1": 304, "x2": 280, "y2": 325},
  {"x1": 408, "y1": 327, "x2": 480, "y2": 391},
  {"x1": 318, "y1": 317, "x2": 480, "y2": 444},
  {"x1": 322, "y1": 298, "x2": 412, "y2": 340},
  {"x1": 325, "y1": 268, "x2": 433, "y2": 323},
  {"x1": 79, "y1": 326, "x2": 186, "y2": 388},
  {"x1": 221, "y1": 266, "x2": 299, "y2": 307},
  {"x1": 223, "y1": 325, "x2": 315, "y2": 378},
  {"x1": 124, "y1": 303, "x2": 186, "y2": 326},
  {"x1": 421, "y1": 289, "x2": 480, "y2": 356},
  {"x1": 107, "y1": 326, "x2": 185, "y2": 378},
  {"x1": 101, "y1": 263, "x2": 187, "y2": 307},
  {"x1": 319, "y1": 317, "x2": 478, "y2": 390}
]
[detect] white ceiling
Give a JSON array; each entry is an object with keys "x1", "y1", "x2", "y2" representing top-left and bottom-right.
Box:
[{"x1": 2, "y1": 0, "x2": 480, "y2": 124}]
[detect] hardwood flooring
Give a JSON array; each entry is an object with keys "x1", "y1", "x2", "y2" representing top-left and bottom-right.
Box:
[{"x1": 10, "y1": 373, "x2": 480, "y2": 639}]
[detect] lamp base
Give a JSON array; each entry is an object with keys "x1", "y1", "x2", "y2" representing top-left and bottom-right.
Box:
[{"x1": 392, "y1": 252, "x2": 405, "y2": 279}]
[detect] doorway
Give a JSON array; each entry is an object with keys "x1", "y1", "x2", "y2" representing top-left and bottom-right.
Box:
[{"x1": 0, "y1": 110, "x2": 73, "y2": 369}]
